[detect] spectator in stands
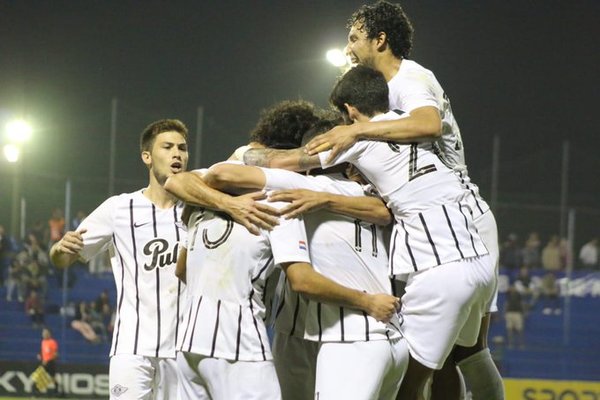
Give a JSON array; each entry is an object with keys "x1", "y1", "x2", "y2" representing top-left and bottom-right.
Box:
[
  {"x1": 0, "y1": 225, "x2": 11, "y2": 286},
  {"x1": 38, "y1": 328, "x2": 59, "y2": 395},
  {"x1": 513, "y1": 266, "x2": 538, "y2": 313},
  {"x1": 24, "y1": 233, "x2": 50, "y2": 270},
  {"x1": 521, "y1": 232, "x2": 541, "y2": 269},
  {"x1": 46, "y1": 208, "x2": 65, "y2": 250},
  {"x1": 25, "y1": 289, "x2": 45, "y2": 328},
  {"x1": 88, "y1": 300, "x2": 108, "y2": 342},
  {"x1": 28, "y1": 220, "x2": 46, "y2": 250},
  {"x1": 504, "y1": 283, "x2": 526, "y2": 349},
  {"x1": 71, "y1": 210, "x2": 87, "y2": 230},
  {"x1": 578, "y1": 238, "x2": 598, "y2": 270},
  {"x1": 24, "y1": 259, "x2": 48, "y2": 298},
  {"x1": 6, "y1": 258, "x2": 26, "y2": 302},
  {"x1": 71, "y1": 301, "x2": 101, "y2": 344},
  {"x1": 540, "y1": 271, "x2": 561, "y2": 315},
  {"x1": 542, "y1": 235, "x2": 563, "y2": 271},
  {"x1": 500, "y1": 233, "x2": 522, "y2": 270},
  {"x1": 95, "y1": 289, "x2": 112, "y2": 322}
]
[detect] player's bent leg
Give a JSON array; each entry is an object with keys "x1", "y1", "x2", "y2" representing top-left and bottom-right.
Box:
[
  {"x1": 395, "y1": 355, "x2": 434, "y2": 400},
  {"x1": 430, "y1": 353, "x2": 463, "y2": 400},
  {"x1": 272, "y1": 332, "x2": 317, "y2": 400},
  {"x1": 109, "y1": 354, "x2": 155, "y2": 400},
  {"x1": 197, "y1": 356, "x2": 281, "y2": 400},
  {"x1": 176, "y1": 352, "x2": 211, "y2": 400},
  {"x1": 315, "y1": 339, "x2": 406, "y2": 400}
]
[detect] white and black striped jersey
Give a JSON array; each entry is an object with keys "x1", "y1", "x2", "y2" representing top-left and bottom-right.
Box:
[
  {"x1": 319, "y1": 112, "x2": 488, "y2": 275},
  {"x1": 178, "y1": 201, "x2": 310, "y2": 362},
  {"x1": 261, "y1": 169, "x2": 401, "y2": 342},
  {"x1": 388, "y1": 59, "x2": 490, "y2": 220},
  {"x1": 78, "y1": 190, "x2": 185, "y2": 358}
]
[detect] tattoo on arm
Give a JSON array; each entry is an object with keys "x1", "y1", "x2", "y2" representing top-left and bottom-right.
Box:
[
  {"x1": 244, "y1": 148, "x2": 320, "y2": 171},
  {"x1": 244, "y1": 148, "x2": 280, "y2": 167}
]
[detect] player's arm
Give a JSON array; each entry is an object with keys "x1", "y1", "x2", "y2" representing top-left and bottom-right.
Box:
[
  {"x1": 281, "y1": 261, "x2": 399, "y2": 323},
  {"x1": 243, "y1": 148, "x2": 321, "y2": 172},
  {"x1": 306, "y1": 106, "x2": 441, "y2": 162},
  {"x1": 268, "y1": 190, "x2": 392, "y2": 225},
  {"x1": 50, "y1": 229, "x2": 88, "y2": 268},
  {"x1": 165, "y1": 171, "x2": 279, "y2": 235},
  {"x1": 175, "y1": 247, "x2": 187, "y2": 284},
  {"x1": 202, "y1": 163, "x2": 267, "y2": 194}
]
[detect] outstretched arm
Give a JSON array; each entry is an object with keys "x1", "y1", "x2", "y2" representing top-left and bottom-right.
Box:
[
  {"x1": 282, "y1": 261, "x2": 399, "y2": 323},
  {"x1": 165, "y1": 171, "x2": 279, "y2": 235},
  {"x1": 306, "y1": 106, "x2": 441, "y2": 163},
  {"x1": 243, "y1": 148, "x2": 321, "y2": 171},
  {"x1": 268, "y1": 190, "x2": 392, "y2": 225}
]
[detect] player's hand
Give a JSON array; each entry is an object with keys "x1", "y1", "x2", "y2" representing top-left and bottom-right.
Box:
[
  {"x1": 364, "y1": 293, "x2": 401, "y2": 323},
  {"x1": 268, "y1": 189, "x2": 329, "y2": 219},
  {"x1": 56, "y1": 229, "x2": 87, "y2": 255},
  {"x1": 223, "y1": 191, "x2": 280, "y2": 235},
  {"x1": 304, "y1": 124, "x2": 359, "y2": 164}
]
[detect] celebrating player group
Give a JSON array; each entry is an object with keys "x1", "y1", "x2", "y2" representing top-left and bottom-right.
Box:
[{"x1": 50, "y1": 1, "x2": 504, "y2": 399}]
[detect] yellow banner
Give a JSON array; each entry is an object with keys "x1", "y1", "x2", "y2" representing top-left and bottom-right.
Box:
[{"x1": 505, "y1": 378, "x2": 600, "y2": 400}]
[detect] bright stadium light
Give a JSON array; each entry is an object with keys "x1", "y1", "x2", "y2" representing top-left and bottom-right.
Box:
[
  {"x1": 3, "y1": 143, "x2": 20, "y2": 163},
  {"x1": 6, "y1": 119, "x2": 32, "y2": 143},
  {"x1": 326, "y1": 48, "x2": 348, "y2": 67}
]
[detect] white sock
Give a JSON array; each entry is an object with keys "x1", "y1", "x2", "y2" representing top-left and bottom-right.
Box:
[{"x1": 457, "y1": 348, "x2": 505, "y2": 400}]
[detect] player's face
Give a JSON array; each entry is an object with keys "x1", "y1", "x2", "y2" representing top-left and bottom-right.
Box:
[
  {"x1": 346, "y1": 23, "x2": 378, "y2": 67},
  {"x1": 145, "y1": 131, "x2": 189, "y2": 184}
]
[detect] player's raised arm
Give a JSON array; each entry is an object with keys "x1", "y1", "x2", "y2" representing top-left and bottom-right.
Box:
[
  {"x1": 49, "y1": 229, "x2": 87, "y2": 268},
  {"x1": 269, "y1": 189, "x2": 392, "y2": 226},
  {"x1": 281, "y1": 261, "x2": 399, "y2": 323},
  {"x1": 243, "y1": 147, "x2": 321, "y2": 172},
  {"x1": 165, "y1": 170, "x2": 279, "y2": 235},
  {"x1": 202, "y1": 163, "x2": 267, "y2": 194}
]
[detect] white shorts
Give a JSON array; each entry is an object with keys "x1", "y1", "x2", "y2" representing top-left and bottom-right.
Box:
[
  {"x1": 109, "y1": 354, "x2": 177, "y2": 400},
  {"x1": 272, "y1": 332, "x2": 318, "y2": 400},
  {"x1": 399, "y1": 254, "x2": 495, "y2": 370},
  {"x1": 176, "y1": 351, "x2": 281, "y2": 400},
  {"x1": 474, "y1": 210, "x2": 499, "y2": 313},
  {"x1": 314, "y1": 338, "x2": 408, "y2": 400}
]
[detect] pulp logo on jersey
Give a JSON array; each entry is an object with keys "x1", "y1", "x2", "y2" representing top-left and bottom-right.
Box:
[
  {"x1": 299, "y1": 240, "x2": 307, "y2": 251},
  {"x1": 110, "y1": 384, "x2": 128, "y2": 397},
  {"x1": 143, "y1": 239, "x2": 178, "y2": 271}
]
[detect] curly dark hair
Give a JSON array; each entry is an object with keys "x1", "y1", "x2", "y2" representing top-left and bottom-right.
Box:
[
  {"x1": 349, "y1": 1, "x2": 414, "y2": 59},
  {"x1": 249, "y1": 100, "x2": 321, "y2": 149}
]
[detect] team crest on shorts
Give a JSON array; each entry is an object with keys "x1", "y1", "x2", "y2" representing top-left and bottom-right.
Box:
[{"x1": 111, "y1": 384, "x2": 129, "y2": 397}]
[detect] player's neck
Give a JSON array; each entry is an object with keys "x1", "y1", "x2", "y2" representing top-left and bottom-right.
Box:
[
  {"x1": 143, "y1": 178, "x2": 178, "y2": 209},
  {"x1": 375, "y1": 54, "x2": 402, "y2": 82}
]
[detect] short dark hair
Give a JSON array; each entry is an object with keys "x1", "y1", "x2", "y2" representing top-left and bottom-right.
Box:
[
  {"x1": 329, "y1": 65, "x2": 389, "y2": 119},
  {"x1": 249, "y1": 100, "x2": 321, "y2": 149},
  {"x1": 140, "y1": 119, "x2": 188, "y2": 152},
  {"x1": 301, "y1": 114, "x2": 344, "y2": 147},
  {"x1": 349, "y1": 1, "x2": 414, "y2": 59}
]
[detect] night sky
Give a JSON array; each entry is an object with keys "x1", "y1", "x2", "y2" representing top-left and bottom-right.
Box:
[{"x1": 1, "y1": 1, "x2": 599, "y2": 242}]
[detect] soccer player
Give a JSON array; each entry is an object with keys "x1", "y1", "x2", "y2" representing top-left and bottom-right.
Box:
[
  {"x1": 305, "y1": 2, "x2": 503, "y2": 399},
  {"x1": 204, "y1": 120, "x2": 409, "y2": 399},
  {"x1": 49, "y1": 119, "x2": 277, "y2": 400},
  {"x1": 240, "y1": 65, "x2": 496, "y2": 400}
]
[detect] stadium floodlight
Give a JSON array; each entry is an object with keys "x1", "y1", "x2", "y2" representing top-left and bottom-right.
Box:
[
  {"x1": 6, "y1": 119, "x2": 32, "y2": 143},
  {"x1": 3, "y1": 143, "x2": 20, "y2": 163},
  {"x1": 326, "y1": 48, "x2": 348, "y2": 68}
]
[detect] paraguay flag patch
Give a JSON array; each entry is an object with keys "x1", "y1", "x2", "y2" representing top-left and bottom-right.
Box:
[{"x1": 299, "y1": 240, "x2": 307, "y2": 251}]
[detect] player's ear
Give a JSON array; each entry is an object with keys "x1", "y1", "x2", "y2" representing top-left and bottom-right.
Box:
[
  {"x1": 344, "y1": 103, "x2": 359, "y2": 122},
  {"x1": 375, "y1": 31, "x2": 387, "y2": 51},
  {"x1": 141, "y1": 151, "x2": 152, "y2": 168}
]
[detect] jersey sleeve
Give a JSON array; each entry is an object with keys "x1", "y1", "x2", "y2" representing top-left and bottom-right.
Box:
[
  {"x1": 77, "y1": 196, "x2": 117, "y2": 261},
  {"x1": 392, "y1": 71, "x2": 439, "y2": 113},
  {"x1": 267, "y1": 201, "x2": 311, "y2": 265},
  {"x1": 318, "y1": 141, "x2": 366, "y2": 169}
]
